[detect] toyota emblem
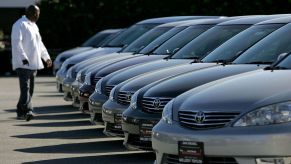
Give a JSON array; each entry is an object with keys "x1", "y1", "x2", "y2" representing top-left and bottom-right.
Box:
[
  {"x1": 194, "y1": 111, "x2": 206, "y2": 123},
  {"x1": 153, "y1": 98, "x2": 161, "y2": 109},
  {"x1": 125, "y1": 92, "x2": 132, "y2": 101}
]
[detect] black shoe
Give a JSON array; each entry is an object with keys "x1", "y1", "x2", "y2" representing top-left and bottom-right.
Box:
[
  {"x1": 25, "y1": 111, "x2": 34, "y2": 121},
  {"x1": 16, "y1": 115, "x2": 26, "y2": 120}
]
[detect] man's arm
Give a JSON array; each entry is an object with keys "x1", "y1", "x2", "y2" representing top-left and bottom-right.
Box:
[
  {"x1": 11, "y1": 23, "x2": 29, "y2": 64},
  {"x1": 39, "y1": 35, "x2": 52, "y2": 68}
]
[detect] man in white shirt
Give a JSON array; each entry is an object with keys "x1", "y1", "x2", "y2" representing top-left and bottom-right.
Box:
[{"x1": 11, "y1": 5, "x2": 52, "y2": 121}]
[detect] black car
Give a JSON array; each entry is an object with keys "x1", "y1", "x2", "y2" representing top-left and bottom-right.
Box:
[
  {"x1": 88, "y1": 17, "x2": 239, "y2": 124},
  {"x1": 121, "y1": 18, "x2": 291, "y2": 150},
  {"x1": 89, "y1": 16, "x2": 271, "y2": 126},
  {"x1": 56, "y1": 16, "x2": 205, "y2": 93}
]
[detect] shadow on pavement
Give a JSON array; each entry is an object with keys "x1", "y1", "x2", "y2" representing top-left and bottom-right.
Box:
[
  {"x1": 14, "y1": 120, "x2": 92, "y2": 127},
  {"x1": 11, "y1": 128, "x2": 108, "y2": 139},
  {"x1": 34, "y1": 113, "x2": 89, "y2": 120},
  {"x1": 15, "y1": 140, "x2": 126, "y2": 154},
  {"x1": 33, "y1": 105, "x2": 76, "y2": 114},
  {"x1": 23, "y1": 152, "x2": 155, "y2": 164}
]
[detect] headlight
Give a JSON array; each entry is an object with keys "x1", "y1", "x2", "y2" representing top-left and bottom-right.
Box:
[
  {"x1": 95, "y1": 78, "x2": 103, "y2": 94},
  {"x1": 84, "y1": 72, "x2": 92, "y2": 85},
  {"x1": 76, "y1": 72, "x2": 81, "y2": 81},
  {"x1": 109, "y1": 86, "x2": 116, "y2": 101},
  {"x1": 234, "y1": 101, "x2": 291, "y2": 127},
  {"x1": 130, "y1": 90, "x2": 140, "y2": 110},
  {"x1": 162, "y1": 100, "x2": 174, "y2": 124}
]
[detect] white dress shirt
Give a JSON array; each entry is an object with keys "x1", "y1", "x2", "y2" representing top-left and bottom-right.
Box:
[{"x1": 11, "y1": 15, "x2": 50, "y2": 70}]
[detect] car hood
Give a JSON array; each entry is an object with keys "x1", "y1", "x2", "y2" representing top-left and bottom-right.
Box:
[
  {"x1": 173, "y1": 69, "x2": 291, "y2": 121},
  {"x1": 118, "y1": 63, "x2": 219, "y2": 92},
  {"x1": 94, "y1": 55, "x2": 169, "y2": 78},
  {"x1": 62, "y1": 47, "x2": 121, "y2": 66},
  {"x1": 143, "y1": 64, "x2": 266, "y2": 98},
  {"x1": 74, "y1": 52, "x2": 133, "y2": 73},
  {"x1": 54, "y1": 47, "x2": 93, "y2": 63},
  {"x1": 104, "y1": 59, "x2": 193, "y2": 86}
]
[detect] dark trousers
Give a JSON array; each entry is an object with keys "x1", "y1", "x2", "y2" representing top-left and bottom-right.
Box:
[{"x1": 16, "y1": 68, "x2": 37, "y2": 116}]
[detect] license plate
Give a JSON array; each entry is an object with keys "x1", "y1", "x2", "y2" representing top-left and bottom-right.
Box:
[
  {"x1": 178, "y1": 141, "x2": 204, "y2": 163},
  {"x1": 139, "y1": 120, "x2": 158, "y2": 141}
]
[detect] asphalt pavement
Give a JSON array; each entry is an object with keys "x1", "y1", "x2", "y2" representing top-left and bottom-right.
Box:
[{"x1": 0, "y1": 76, "x2": 155, "y2": 164}]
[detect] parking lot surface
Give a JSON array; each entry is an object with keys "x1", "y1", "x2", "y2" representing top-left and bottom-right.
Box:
[{"x1": 0, "y1": 76, "x2": 155, "y2": 164}]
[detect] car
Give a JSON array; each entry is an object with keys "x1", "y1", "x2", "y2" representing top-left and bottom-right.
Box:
[
  {"x1": 100, "y1": 15, "x2": 289, "y2": 138},
  {"x1": 87, "y1": 17, "x2": 236, "y2": 123},
  {"x1": 56, "y1": 16, "x2": 204, "y2": 93},
  {"x1": 121, "y1": 17, "x2": 291, "y2": 150},
  {"x1": 53, "y1": 28, "x2": 124, "y2": 76},
  {"x1": 89, "y1": 16, "x2": 270, "y2": 126},
  {"x1": 151, "y1": 53, "x2": 291, "y2": 164},
  {"x1": 60, "y1": 16, "x2": 217, "y2": 101},
  {"x1": 77, "y1": 18, "x2": 222, "y2": 112}
]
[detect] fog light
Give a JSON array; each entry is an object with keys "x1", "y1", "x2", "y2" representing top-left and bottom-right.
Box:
[{"x1": 256, "y1": 157, "x2": 291, "y2": 164}]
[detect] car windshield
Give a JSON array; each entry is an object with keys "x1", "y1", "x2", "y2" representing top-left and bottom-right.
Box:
[
  {"x1": 202, "y1": 24, "x2": 284, "y2": 63},
  {"x1": 171, "y1": 25, "x2": 250, "y2": 59},
  {"x1": 105, "y1": 24, "x2": 156, "y2": 47},
  {"x1": 152, "y1": 25, "x2": 214, "y2": 56},
  {"x1": 139, "y1": 26, "x2": 186, "y2": 54},
  {"x1": 81, "y1": 32, "x2": 110, "y2": 47},
  {"x1": 275, "y1": 55, "x2": 291, "y2": 69},
  {"x1": 233, "y1": 23, "x2": 291, "y2": 64},
  {"x1": 121, "y1": 27, "x2": 171, "y2": 53}
]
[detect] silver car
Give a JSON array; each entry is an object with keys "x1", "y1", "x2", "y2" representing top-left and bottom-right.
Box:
[{"x1": 152, "y1": 54, "x2": 291, "y2": 164}]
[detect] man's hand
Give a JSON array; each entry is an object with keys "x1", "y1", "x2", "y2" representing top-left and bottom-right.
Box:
[
  {"x1": 22, "y1": 59, "x2": 29, "y2": 66},
  {"x1": 46, "y1": 59, "x2": 52, "y2": 68}
]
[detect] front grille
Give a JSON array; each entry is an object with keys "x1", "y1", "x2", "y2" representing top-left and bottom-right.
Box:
[
  {"x1": 117, "y1": 91, "x2": 133, "y2": 105},
  {"x1": 141, "y1": 97, "x2": 172, "y2": 114},
  {"x1": 162, "y1": 154, "x2": 238, "y2": 164},
  {"x1": 72, "y1": 71, "x2": 78, "y2": 79},
  {"x1": 80, "y1": 74, "x2": 86, "y2": 83},
  {"x1": 91, "y1": 76, "x2": 102, "y2": 86},
  {"x1": 105, "y1": 85, "x2": 115, "y2": 96},
  {"x1": 178, "y1": 111, "x2": 240, "y2": 129}
]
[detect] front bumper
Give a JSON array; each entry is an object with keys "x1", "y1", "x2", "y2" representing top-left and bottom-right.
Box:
[
  {"x1": 152, "y1": 120, "x2": 291, "y2": 164},
  {"x1": 88, "y1": 91, "x2": 108, "y2": 124},
  {"x1": 78, "y1": 84, "x2": 95, "y2": 113},
  {"x1": 102, "y1": 100, "x2": 128, "y2": 137},
  {"x1": 56, "y1": 75, "x2": 64, "y2": 92},
  {"x1": 122, "y1": 108, "x2": 160, "y2": 151},
  {"x1": 62, "y1": 78, "x2": 75, "y2": 101},
  {"x1": 71, "y1": 80, "x2": 81, "y2": 108}
]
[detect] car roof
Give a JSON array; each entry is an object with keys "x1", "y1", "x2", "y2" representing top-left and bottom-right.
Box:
[
  {"x1": 218, "y1": 15, "x2": 291, "y2": 25},
  {"x1": 175, "y1": 17, "x2": 239, "y2": 27},
  {"x1": 256, "y1": 15, "x2": 291, "y2": 24},
  {"x1": 155, "y1": 19, "x2": 214, "y2": 28},
  {"x1": 99, "y1": 28, "x2": 125, "y2": 34},
  {"x1": 136, "y1": 16, "x2": 221, "y2": 24}
]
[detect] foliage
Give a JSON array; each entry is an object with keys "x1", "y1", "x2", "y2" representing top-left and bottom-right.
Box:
[{"x1": 38, "y1": 0, "x2": 291, "y2": 49}]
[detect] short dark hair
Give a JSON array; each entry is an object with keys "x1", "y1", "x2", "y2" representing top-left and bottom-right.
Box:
[{"x1": 26, "y1": 5, "x2": 39, "y2": 16}]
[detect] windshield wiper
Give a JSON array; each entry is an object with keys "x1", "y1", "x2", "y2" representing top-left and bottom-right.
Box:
[
  {"x1": 214, "y1": 59, "x2": 232, "y2": 65},
  {"x1": 244, "y1": 61, "x2": 273, "y2": 64},
  {"x1": 190, "y1": 56, "x2": 202, "y2": 63}
]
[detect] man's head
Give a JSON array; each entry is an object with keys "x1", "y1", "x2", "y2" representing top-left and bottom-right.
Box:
[{"x1": 25, "y1": 5, "x2": 40, "y2": 22}]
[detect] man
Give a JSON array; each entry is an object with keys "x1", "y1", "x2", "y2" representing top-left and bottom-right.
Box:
[{"x1": 11, "y1": 5, "x2": 52, "y2": 121}]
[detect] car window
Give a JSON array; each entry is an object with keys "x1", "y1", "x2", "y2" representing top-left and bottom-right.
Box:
[
  {"x1": 171, "y1": 25, "x2": 250, "y2": 59},
  {"x1": 105, "y1": 24, "x2": 156, "y2": 47},
  {"x1": 153, "y1": 25, "x2": 214, "y2": 55},
  {"x1": 139, "y1": 26, "x2": 186, "y2": 54},
  {"x1": 121, "y1": 27, "x2": 171, "y2": 53},
  {"x1": 276, "y1": 55, "x2": 291, "y2": 69},
  {"x1": 202, "y1": 24, "x2": 284, "y2": 63},
  {"x1": 234, "y1": 23, "x2": 291, "y2": 64},
  {"x1": 81, "y1": 33, "x2": 110, "y2": 47}
]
